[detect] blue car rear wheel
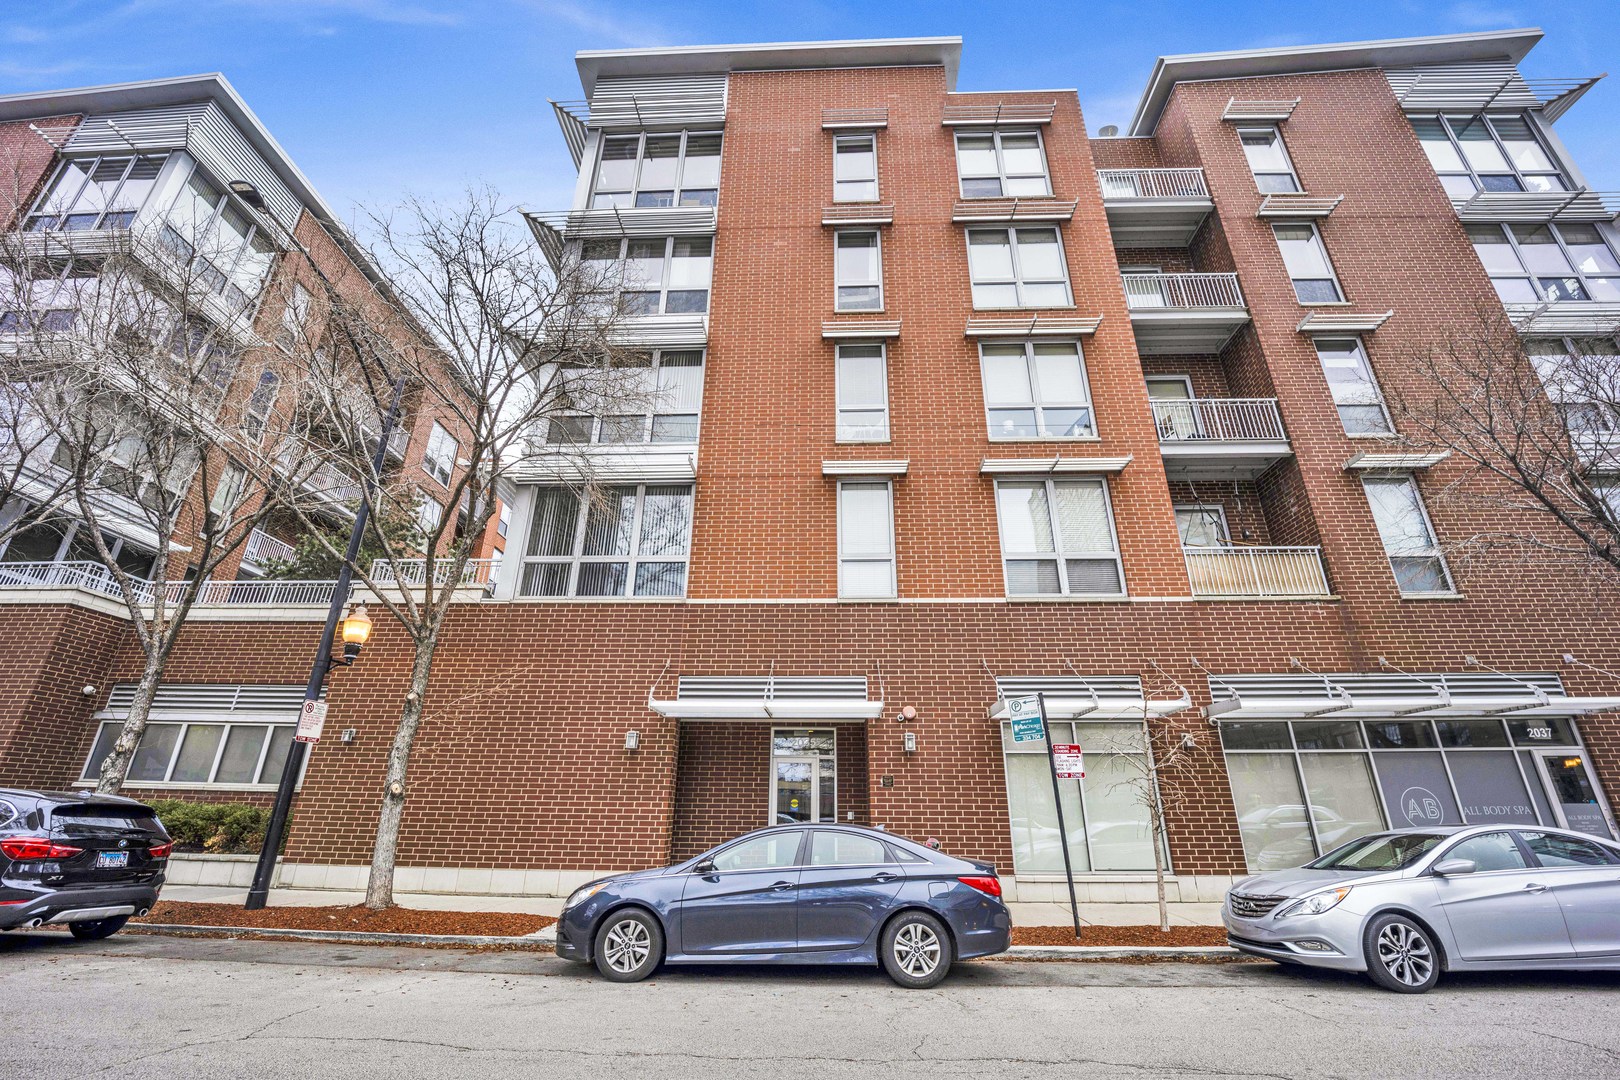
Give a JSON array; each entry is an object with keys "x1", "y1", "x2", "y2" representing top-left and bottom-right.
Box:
[{"x1": 880, "y1": 911, "x2": 951, "y2": 989}]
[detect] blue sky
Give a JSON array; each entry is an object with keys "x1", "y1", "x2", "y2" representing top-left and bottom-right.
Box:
[{"x1": 3, "y1": 1, "x2": 1617, "y2": 220}]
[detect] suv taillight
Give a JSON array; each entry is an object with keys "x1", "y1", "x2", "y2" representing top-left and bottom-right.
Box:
[
  {"x1": 959, "y1": 875, "x2": 1002, "y2": 898},
  {"x1": 149, "y1": 842, "x2": 174, "y2": 859},
  {"x1": 1, "y1": 837, "x2": 84, "y2": 860}
]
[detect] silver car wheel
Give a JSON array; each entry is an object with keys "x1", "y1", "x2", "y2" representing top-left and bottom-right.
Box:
[
  {"x1": 1376, "y1": 922, "x2": 1433, "y2": 987},
  {"x1": 602, "y1": 917, "x2": 651, "y2": 974},
  {"x1": 892, "y1": 921, "x2": 942, "y2": 978}
]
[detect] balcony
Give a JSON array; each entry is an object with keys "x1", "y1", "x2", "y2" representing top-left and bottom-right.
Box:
[
  {"x1": 1097, "y1": 169, "x2": 1213, "y2": 247},
  {"x1": 370, "y1": 557, "x2": 497, "y2": 595},
  {"x1": 238, "y1": 528, "x2": 296, "y2": 577},
  {"x1": 1123, "y1": 272, "x2": 1250, "y2": 355},
  {"x1": 1183, "y1": 546, "x2": 1330, "y2": 599},
  {"x1": 1152, "y1": 398, "x2": 1291, "y2": 480},
  {"x1": 0, "y1": 560, "x2": 341, "y2": 607}
]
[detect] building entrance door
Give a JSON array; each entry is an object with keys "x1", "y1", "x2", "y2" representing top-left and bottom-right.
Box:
[
  {"x1": 1534, "y1": 752, "x2": 1616, "y2": 839},
  {"x1": 773, "y1": 756, "x2": 819, "y2": 824}
]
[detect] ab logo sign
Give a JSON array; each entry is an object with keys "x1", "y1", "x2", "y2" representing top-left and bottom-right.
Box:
[{"x1": 1400, "y1": 787, "x2": 1445, "y2": 827}]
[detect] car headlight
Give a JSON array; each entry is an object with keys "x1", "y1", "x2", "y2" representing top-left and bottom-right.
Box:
[
  {"x1": 1276, "y1": 886, "x2": 1352, "y2": 919},
  {"x1": 564, "y1": 882, "x2": 608, "y2": 911}
]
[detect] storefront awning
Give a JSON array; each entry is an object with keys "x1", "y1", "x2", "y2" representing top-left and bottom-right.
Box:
[
  {"x1": 1206, "y1": 672, "x2": 1620, "y2": 720},
  {"x1": 987, "y1": 676, "x2": 1192, "y2": 721},
  {"x1": 648, "y1": 675, "x2": 884, "y2": 720}
]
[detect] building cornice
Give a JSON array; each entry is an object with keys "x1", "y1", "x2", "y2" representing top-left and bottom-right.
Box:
[{"x1": 575, "y1": 37, "x2": 963, "y2": 96}]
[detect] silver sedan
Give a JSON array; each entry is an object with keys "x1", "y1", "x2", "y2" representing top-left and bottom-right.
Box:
[{"x1": 1223, "y1": 825, "x2": 1620, "y2": 992}]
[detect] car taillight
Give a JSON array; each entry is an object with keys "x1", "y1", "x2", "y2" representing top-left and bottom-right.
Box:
[
  {"x1": 959, "y1": 875, "x2": 1002, "y2": 898},
  {"x1": 149, "y1": 842, "x2": 174, "y2": 859},
  {"x1": 1, "y1": 837, "x2": 84, "y2": 860}
]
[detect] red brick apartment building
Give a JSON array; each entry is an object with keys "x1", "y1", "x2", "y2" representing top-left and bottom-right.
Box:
[{"x1": 2, "y1": 31, "x2": 1618, "y2": 901}]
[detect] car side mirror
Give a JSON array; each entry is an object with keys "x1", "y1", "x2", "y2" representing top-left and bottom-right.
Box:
[
  {"x1": 694, "y1": 859, "x2": 717, "y2": 875},
  {"x1": 1432, "y1": 858, "x2": 1477, "y2": 877}
]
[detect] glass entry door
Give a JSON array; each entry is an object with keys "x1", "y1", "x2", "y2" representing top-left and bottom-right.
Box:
[
  {"x1": 1535, "y1": 752, "x2": 1617, "y2": 839},
  {"x1": 773, "y1": 756, "x2": 819, "y2": 824}
]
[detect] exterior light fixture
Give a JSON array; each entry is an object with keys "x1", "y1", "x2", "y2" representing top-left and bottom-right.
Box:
[
  {"x1": 903, "y1": 731, "x2": 917, "y2": 754},
  {"x1": 624, "y1": 730, "x2": 641, "y2": 751},
  {"x1": 339, "y1": 604, "x2": 372, "y2": 665},
  {"x1": 227, "y1": 179, "x2": 268, "y2": 212}
]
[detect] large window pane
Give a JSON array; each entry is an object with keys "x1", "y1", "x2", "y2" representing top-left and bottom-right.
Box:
[
  {"x1": 170, "y1": 724, "x2": 224, "y2": 783},
  {"x1": 1083, "y1": 750, "x2": 1157, "y2": 871},
  {"x1": 1052, "y1": 481, "x2": 1112, "y2": 553},
  {"x1": 127, "y1": 723, "x2": 181, "y2": 782},
  {"x1": 214, "y1": 725, "x2": 268, "y2": 784},
  {"x1": 997, "y1": 482, "x2": 1054, "y2": 552},
  {"x1": 1299, "y1": 752, "x2": 1385, "y2": 850},
  {"x1": 1004, "y1": 752, "x2": 1089, "y2": 874},
  {"x1": 526, "y1": 487, "x2": 580, "y2": 557},
  {"x1": 1226, "y1": 753, "x2": 1315, "y2": 870},
  {"x1": 81, "y1": 721, "x2": 120, "y2": 781},
  {"x1": 1449, "y1": 750, "x2": 1539, "y2": 825},
  {"x1": 1373, "y1": 751, "x2": 1464, "y2": 828},
  {"x1": 582, "y1": 488, "x2": 636, "y2": 556}
]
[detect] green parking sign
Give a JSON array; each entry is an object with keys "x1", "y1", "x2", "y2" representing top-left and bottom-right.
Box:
[{"x1": 1008, "y1": 695, "x2": 1045, "y2": 743}]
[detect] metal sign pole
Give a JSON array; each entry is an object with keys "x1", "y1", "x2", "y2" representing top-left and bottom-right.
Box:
[{"x1": 1037, "y1": 691, "x2": 1082, "y2": 940}]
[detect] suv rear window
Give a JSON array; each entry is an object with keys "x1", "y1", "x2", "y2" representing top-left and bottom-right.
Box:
[{"x1": 50, "y1": 806, "x2": 161, "y2": 833}]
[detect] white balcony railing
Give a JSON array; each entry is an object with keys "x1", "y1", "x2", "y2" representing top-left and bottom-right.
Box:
[
  {"x1": 1183, "y1": 546, "x2": 1329, "y2": 598},
  {"x1": 369, "y1": 558, "x2": 496, "y2": 589},
  {"x1": 1152, "y1": 398, "x2": 1286, "y2": 443},
  {"x1": 0, "y1": 560, "x2": 340, "y2": 606},
  {"x1": 1097, "y1": 168, "x2": 1209, "y2": 200},
  {"x1": 241, "y1": 528, "x2": 296, "y2": 570},
  {"x1": 1124, "y1": 272, "x2": 1245, "y2": 310}
]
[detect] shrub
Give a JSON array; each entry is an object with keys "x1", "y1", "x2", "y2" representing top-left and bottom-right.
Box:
[{"x1": 146, "y1": 800, "x2": 274, "y2": 855}]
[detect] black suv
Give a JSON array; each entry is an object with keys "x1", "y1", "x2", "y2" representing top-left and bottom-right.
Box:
[{"x1": 0, "y1": 789, "x2": 170, "y2": 939}]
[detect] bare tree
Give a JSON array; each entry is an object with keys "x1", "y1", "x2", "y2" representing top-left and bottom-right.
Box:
[
  {"x1": 1389, "y1": 304, "x2": 1620, "y2": 578},
  {"x1": 1090, "y1": 710, "x2": 1214, "y2": 932},
  {"x1": 259, "y1": 189, "x2": 655, "y2": 909},
  {"x1": 0, "y1": 220, "x2": 323, "y2": 793}
]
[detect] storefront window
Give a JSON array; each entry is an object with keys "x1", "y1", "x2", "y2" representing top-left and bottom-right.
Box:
[{"x1": 1000, "y1": 720, "x2": 1158, "y2": 875}]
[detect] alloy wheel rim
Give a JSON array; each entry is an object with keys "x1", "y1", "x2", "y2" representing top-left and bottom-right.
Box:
[
  {"x1": 893, "y1": 922, "x2": 942, "y2": 977},
  {"x1": 1376, "y1": 923, "x2": 1432, "y2": 986},
  {"x1": 604, "y1": 918, "x2": 651, "y2": 973}
]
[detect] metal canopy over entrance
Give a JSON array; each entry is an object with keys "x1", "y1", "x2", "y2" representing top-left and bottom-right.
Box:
[
  {"x1": 1206, "y1": 671, "x2": 1620, "y2": 721},
  {"x1": 987, "y1": 675, "x2": 1192, "y2": 721},
  {"x1": 650, "y1": 674, "x2": 883, "y2": 720}
]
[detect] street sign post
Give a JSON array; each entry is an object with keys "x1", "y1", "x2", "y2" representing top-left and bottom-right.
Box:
[
  {"x1": 294, "y1": 700, "x2": 328, "y2": 745},
  {"x1": 1032, "y1": 692, "x2": 1082, "y2": 940}
]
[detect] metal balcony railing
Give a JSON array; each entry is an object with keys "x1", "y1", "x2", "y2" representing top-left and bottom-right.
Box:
[
  {"x1": 241, "y1": 528, "x2": 296, "y2": 570},
  {"x1": 1123, "y1": 272, "x2": 1245, "y2": 310},
  {"x1": 1097, "y1": 168, "x2": 1209, "y2": 200},
  {"x1": 1183, "y1": 546, "x2": 1329, "y2": 598},
  {"x1": 1151, "y1": 398, "x2": 1286, "y2": 443},
  {"x1": 369, "y1": 557, "x2": 496, "y2": 589},
  {"x1": 0, "y1": 560, "x2": 340, "y2": 606}
]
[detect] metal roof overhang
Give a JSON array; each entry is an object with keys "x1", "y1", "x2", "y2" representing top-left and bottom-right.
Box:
[
  {"x1": 1128, "y1": 28, "x2": 1543, "y2": 136},
  {"x1": 988, "y1": 693, "x2": 1193, "y2": 721},
  {"x1": 648, "y1": 697, "x2": 885, "y2": 720},
  {"x1": 576, "y1": 37, "x2": 963, "y2": 97},
  {"x1": 1208, "y1": 693, "x2": 1620, "y2": 720}
]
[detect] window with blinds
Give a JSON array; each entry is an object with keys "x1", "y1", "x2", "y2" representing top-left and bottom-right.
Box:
[{"x1": 994, "y1": 478, "x2": 1124, "y2": 596}]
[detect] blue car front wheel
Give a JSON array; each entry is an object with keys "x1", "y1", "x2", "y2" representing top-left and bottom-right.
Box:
[{"x1": 594, "y1": 909, "x2": 663, "y2": 983}]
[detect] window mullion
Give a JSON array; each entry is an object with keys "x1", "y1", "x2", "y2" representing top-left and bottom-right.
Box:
[
  {"x1": 1005, "y1": 229, "x2": 1026, "y2": 304},
  {"x1": 1045, "y1": 478, "x2": 1072, "y2": 594},
  {"x1": 251, "y1": 724, "x2": 276, "y2": 784},
  {"x1": 568, "y1": 487, "x2": 592, "y2": 595},
  {"x1": 626, "y1": 484, "x2": 646, "y2": 597},
  {"x1": 162, "y1": 722, "x2": 187, "y2": 783},
  {"x1": 204, "y1": 721, "x2": 231, "y2": 784}
]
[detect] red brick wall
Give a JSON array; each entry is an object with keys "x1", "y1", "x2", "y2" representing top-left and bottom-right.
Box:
[
  {"x1": 0, "y1": 114, "x2": 80, "y2": 227},
  {"x1": 0, "y1": 602, "x2": 124, "y2": 789}
]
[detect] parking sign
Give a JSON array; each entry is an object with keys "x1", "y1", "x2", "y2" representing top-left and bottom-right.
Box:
[{"x1": 1008, "y1": 696, "x2": 1045, "y2": 742}]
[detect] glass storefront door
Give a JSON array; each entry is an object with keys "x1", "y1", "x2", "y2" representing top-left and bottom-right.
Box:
[
  {"x1": 1536, "y1": 752, "x2": 1616, "y2": 839},
  {"x1": 773, "y1": 756, "x2": 817, "y2": 824},
  {"x1": 771, "y1": 729, "x2": 835, "y2": 824}
]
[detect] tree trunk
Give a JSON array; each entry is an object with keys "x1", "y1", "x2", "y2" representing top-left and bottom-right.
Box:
[
  {"x1": 364, "y1": 633, "x2": 440, "y2": 910},
  {"x1": 1152, "y1": 802, "x2": 1170, "y2": 933},
  {"x1": 95, "y1": 651, "x2": 166, "y2": 794}
]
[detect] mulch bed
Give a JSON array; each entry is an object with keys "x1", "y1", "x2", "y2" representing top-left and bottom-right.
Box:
[
  {"x1": 1013, "y1": 924, "x2": 1227, "y2": 948},
  {"x1": 133, "y1": 902, "x2": 555, "y2": 938}
]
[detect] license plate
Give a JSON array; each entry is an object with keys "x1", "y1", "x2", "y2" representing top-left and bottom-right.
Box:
[{"x1": 95, "y1": 852, "x2": 129, "y2": 869}]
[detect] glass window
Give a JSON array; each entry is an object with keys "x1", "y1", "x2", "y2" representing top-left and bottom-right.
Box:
[
  {"x1": 1450, "y1": 751, "x2": 1540, "y2": 825},
  {"x1": 995, "y1": 478, "x2": 1123, "y2": 596},
  {"x1": 1219, "y1": 722, "x2": 1292, "y2": 750},
  {"x1": 980, "y1": 341, "x2": 1093, "y2": 440},
  {"x1": 1507, "y1": 716, "x2": 1577, "y2": 746},
  {"x1": 1299, "y1": 752, "x2": 1386, "y2": 852},
  {"x1": 967, "y1": 227, "x2": 1071, "y2": 309},
  {"x1": 1227, "y1": 752, "x2": 1315, "y2": 871},
  {"x1": 1310, "y1": 833, "x2": 1445, "y2": 870},
  {"x1": 1293, "y1": 720, "x2": 1364, "y2": 750},
  {"x1": 1363, "y1": 475, "x2": 1454, "y2": 594},
  {"x1": 547, "y1": 350, "x2": 705, "y2": 445},
  {"x1": 810, "y1": 831, "x2": 890, "y2": 866},
  {"x1": 1314, "y1": 338, "x2": 1391, "y2": 435},
  {"x1": 836, "y1": 343, "x2": 889, "y2": 442},
  {"x1": 1468, "y1": 222, "x2": 1620, "y2": 305},
  {"x1": 422, "y1": 422, "x2": 457, "y2": 487},
  {"x1": 416, "y1": 493, "x2": 445, "y2": 535},
  {"x1": 833, "y1": 134, "x2": 878, "y2": 202},
  {"x1": 955, "y1": 130, "x2": 1050, "y2": 198},
  {"x1": 834, "y1": 231, "x2": 882, "y2": 311},
  {"x1": 711, "y1": 831, "x2": 803, "y2": 872},
  {"x1": 1175, "y1": 505, "x2": 1228, "y2": 548},
  {"x1": 518, "y1": 484, "x2": 692, "y2": 598},
  {"x1": 214, "y1": 725, "x2": 268, "y2": 784},
  {"x1": 1441, "y1": 831, "x2": 1528, "y2": 871},
  {"x1": 1273, "y1": 223, "x2": 1343, "y2": 303},
  {"x1": 1521, "y1": 830, "x2": 1619, "y2": 867},
  {"x1": 1411, "y1": 114, "x2": 1568, "y2": 195},
  {"x1": 1437, "y1": 719, "x2": 1510, "y2": 748},
  {"x1": 26, "y1": 154, "x2": 168, "y2": 232},
  {"x1": 590, "y1": 131, "x2": 722, "y2": 208},
  {"x1": 241, "y1": 370, "x2": 279, "y2": 444},
  {"x1": 1239, "y1": 127, "x2": 1299, "y2": 193},
  {"x1": 585, "y1": 236, "x2": 712, "y2": 315},
  {"x1": 837, "y1": 481, "x2": 895, "y2": 598},
  {"x1": 80, "y1": 719, "x2": 294, "y2": 785},
  {"x1": 1365, "y1": 720, "x2": 1439, "y2": 750},
  {"x1": 209, "y1": 464, "x2": 246, "y2": 518}
]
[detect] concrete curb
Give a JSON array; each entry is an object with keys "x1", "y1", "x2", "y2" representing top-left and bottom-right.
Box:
[
  {"x1": 127, "y1": 923, "x2": 554, "y2": 949},
  {"x1": 1004, "y1": 944, "x2": 1240, "y2": 960}
]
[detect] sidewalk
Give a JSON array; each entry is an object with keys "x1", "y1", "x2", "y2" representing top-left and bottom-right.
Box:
[{"x1": 162, "y1": 885, "x2": 1224, "y2": 927}]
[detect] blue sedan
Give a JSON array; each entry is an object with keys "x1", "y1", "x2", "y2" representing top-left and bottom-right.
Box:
[{"x1": 555, "y1": 823, "x2": 1011, "y2": 987}]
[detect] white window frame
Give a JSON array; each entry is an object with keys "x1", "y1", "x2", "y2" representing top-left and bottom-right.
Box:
[
  {"x1": 1410, "y1": 112, "x2": 1568, "y2": 196},
  {"x1": 834, "y1": 229, "x2": 884, "y2": 312},
  {"x1": 422, "y1": 421, "x2": 458, "y2": 487},
  {"x1": 1273, "y1": 222, "x2": 1345, "y2": 304},
  {"x1": 954, "y1": 129, "x2": 1052, "y2": 199},
  {"x1": 1527, "y1": 335, "x2": 1620, "y2": 434},
  {"x1": 209, "y1": 462, "x2": 246, "y2": 518},
  {"x1": 496, "y1": 501, "x2": 511, "y2": 538},
  {"x1": 835, "y1": 342, "x2": 890, "y2": 443},
  {"x1": 1361, "y1": 473, "x2": 1456, "y2": 596},
  {"x1": 581, "y1": 235, "x2": 713, "y2": 316},
  {"x1": 589, "y1": 130, "x2": 723, "y2": 209},
  {"x1": 79, "y1": 715, "x2": 300, "y2": 791},
  {"x1": 24, "y1": 152, "x2": 170, "y2": 232},
  {"x1": 1313, "y1": 337, "x2": 1393, "y2": 436},
  {"x1": 832, "y1": 133, "x2": 879, "y2": 203},
  {"x1": 152, "y1": 155, "x2": 280, "y2": 315},
  {"x1": 994, "y1": 477, "x2": 1126, "y2": 597},
  {"x1": 965, "y1": 226, "x2": 1073, "y2": 310},
  {"x1": 417, "y1": 491, "x2": 445, "y2": 535},
  {"x1": 979, "y1": 339, "x2": 1096, "y2": 441},
  {"x1": 1237, "y1": 126, "x2": 1300, "y2": 193},
  {"x1": 517, "y1": 483, "x2": 694, "y2": 599},
  {"x1": 1173, "y1": 503, "x2": 1231, "y2": 547},
  {"x1": 1467, "y1": 222, "x2": 1620, "y2": 305},
  {"x1": 545, "y1": 348, "x2": 706, "y2": 446},
  {"x1": 837, "y1": 480, "x2": 896, "y2": 599}
]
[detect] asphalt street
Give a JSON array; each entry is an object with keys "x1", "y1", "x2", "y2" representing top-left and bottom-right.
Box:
[{"x1": 2, "y1": 932, "x2": 1618, "y2": 1080}]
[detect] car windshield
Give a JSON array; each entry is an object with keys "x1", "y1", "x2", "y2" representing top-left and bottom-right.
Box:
[{"x1": 1307, "y1": 833, "x2": 1446, "y2": 872}]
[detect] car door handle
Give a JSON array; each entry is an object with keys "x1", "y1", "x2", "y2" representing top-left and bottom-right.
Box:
[
  {"x1": 871, "y1": 872, "x2": 898, "y2": 883},
  {"x1": 1524, "y1": 883, "x2": 1548, "y2": 893},
  {"x1": 769, "y1": 881, "x2": 796, "y2": 891}
]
